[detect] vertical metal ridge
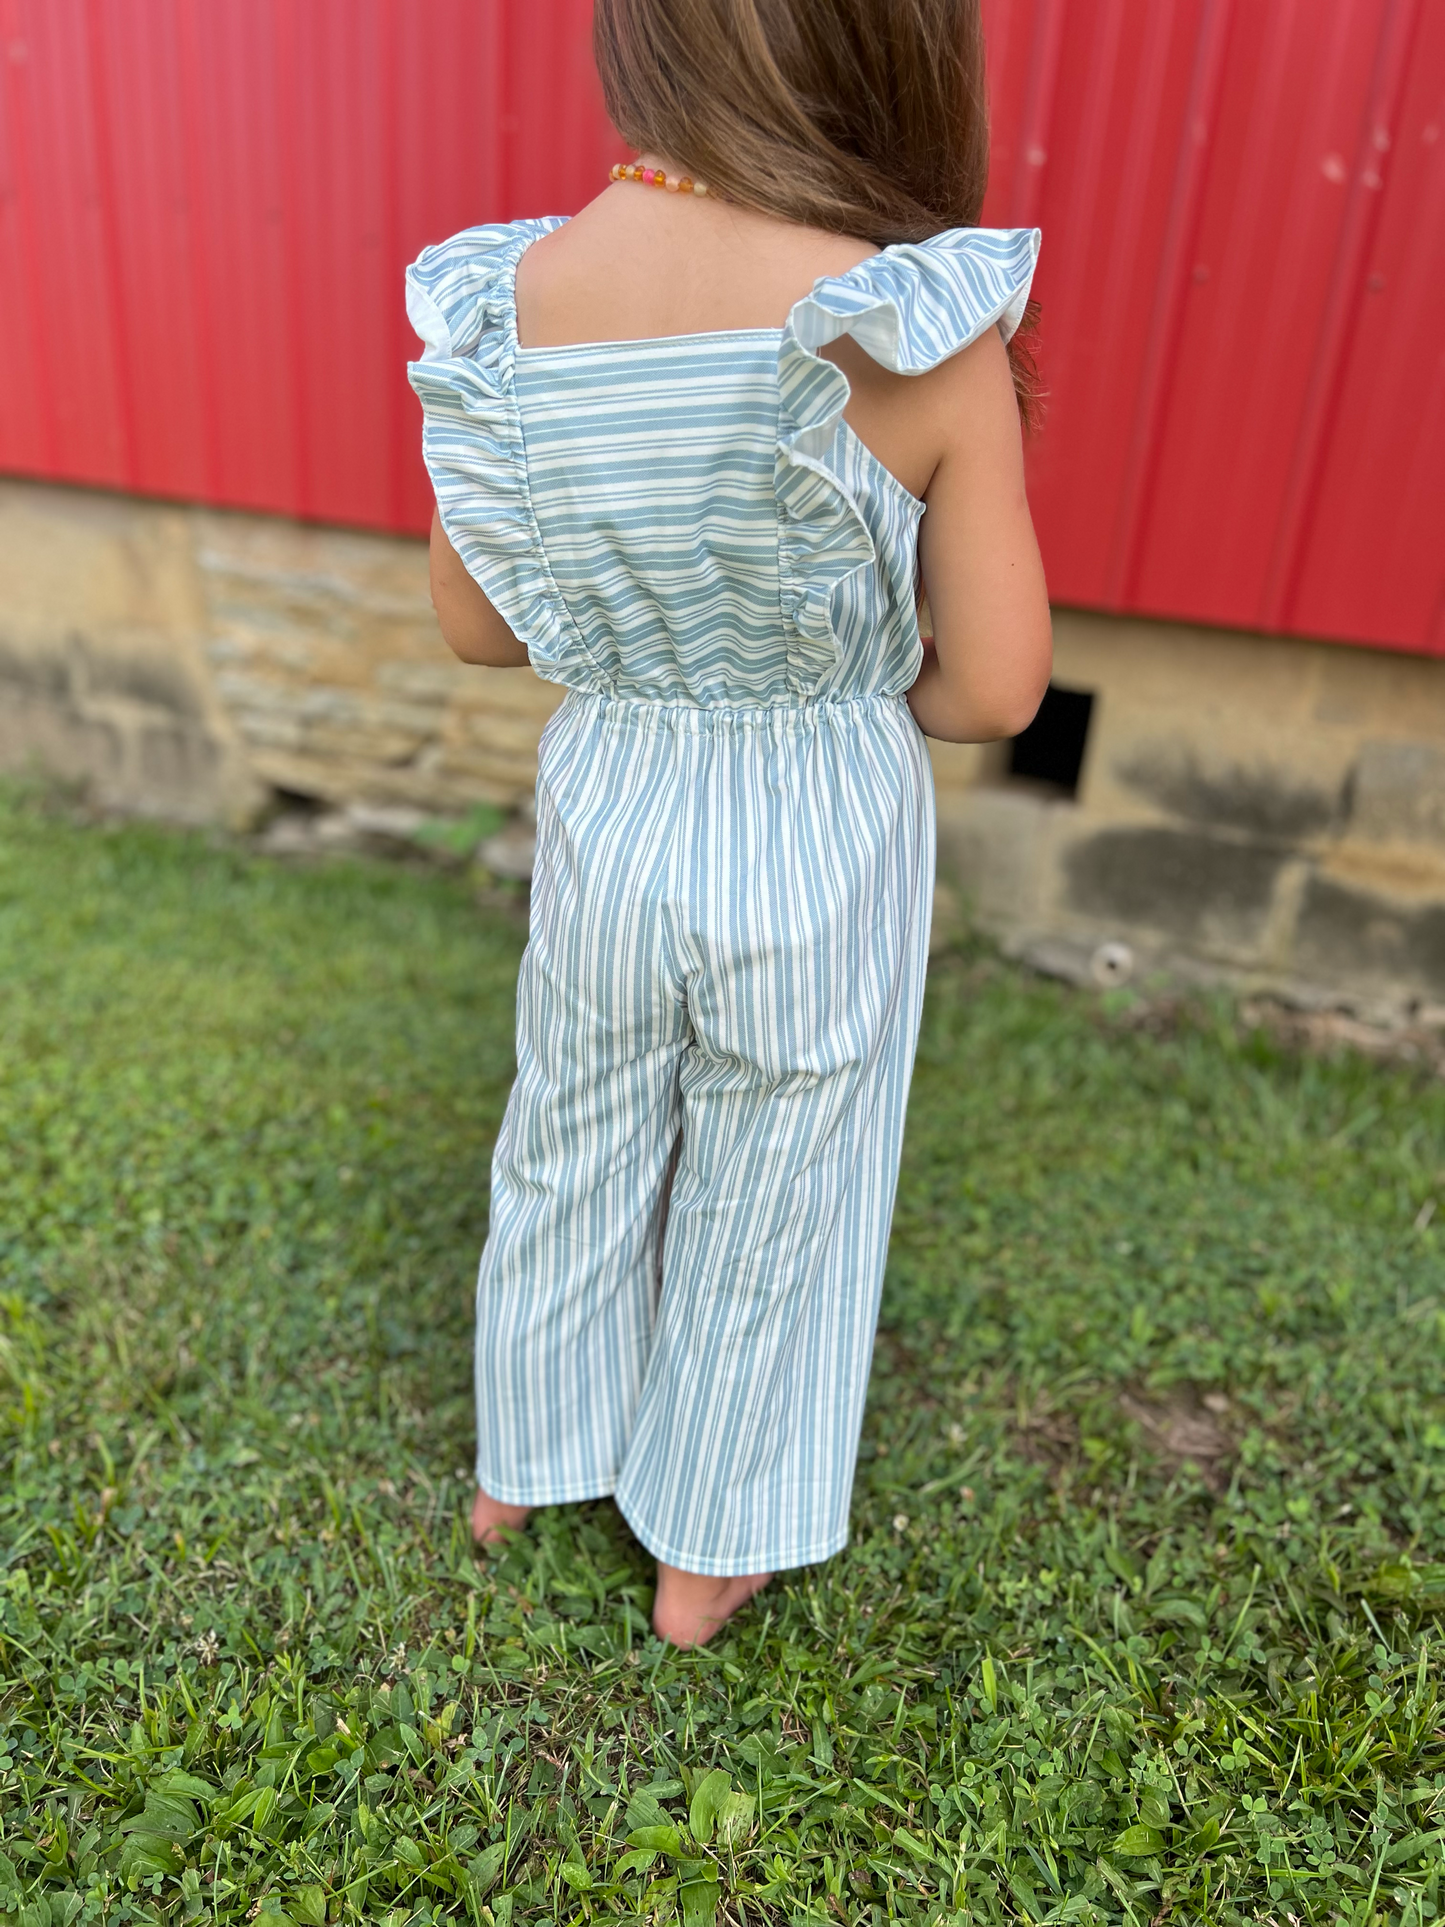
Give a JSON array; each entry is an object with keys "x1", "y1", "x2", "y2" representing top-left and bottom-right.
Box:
[
  {"x1": 1103, "y1": 0, "x2": 1237, "y2": 609},
  {"x1": 271, "y1": 0, "x2": 310, "y2": 520},
  {"x1": 1260, "y1": 0, "x2": 1426, "y2": 630},
  {"x1": 175, "y1": 0, "x2": 219, "y2": 502},
  {"x1": 1011, "y1": 0, "x2": 1066, "y2": 226},
  {"x1": 378, "y1": 0, "x2": 404, "y2": 530},
  {"x1": 497, "y1": 0, "x2": 516, "y2": 218},
  {"x1": 82, "y1": 0, "x2": 138, "y2": 490},
  {"x1": 1, "y1": 0, "x2": 59, "y2": 472}
]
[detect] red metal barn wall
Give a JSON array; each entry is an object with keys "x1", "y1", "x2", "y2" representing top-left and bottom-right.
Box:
[
  {"x1": 0, "y1": 0, "x2": 622, "y2": 537},
  {"x1": 0, "y1": 0, "x2": 1441, "y2": 655},
  {"x1": 979, "y1": 0, "x2": 1445, "y2": 657}
]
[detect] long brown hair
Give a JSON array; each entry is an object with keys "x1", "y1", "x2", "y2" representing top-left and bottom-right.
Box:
[{"x1": 593, "y1": 0, "x2": 1041, "y2": 425}]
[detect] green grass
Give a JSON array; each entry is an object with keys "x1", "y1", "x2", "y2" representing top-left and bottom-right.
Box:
[{"x1": 1, "y1": 787, "x2": 1443, "y2": 1927}]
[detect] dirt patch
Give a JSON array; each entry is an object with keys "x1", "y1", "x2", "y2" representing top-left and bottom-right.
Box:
[
  {"x1": 1002, "y1": 1381, "x2": 1236, "y2": 1488},
  {"x1": 1119, "y1": 1387, "x2": 1234, "y2": 1488},
  {"x1": 1103, "y1": 988, "x2": 1445, "y2": 1077},
  {"x1": 1240, "y1": 997, "x2": 1445, "y2": 1076}
]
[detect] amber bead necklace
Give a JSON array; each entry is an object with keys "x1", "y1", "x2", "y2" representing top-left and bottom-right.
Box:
[{"x1": 610, "y1": 160, "x2": 711, "y2": 196}]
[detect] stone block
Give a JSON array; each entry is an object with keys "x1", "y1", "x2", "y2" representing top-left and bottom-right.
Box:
[
  {"x1": 927, "y1": 738, "x2": 994, "y2": 794},
  {"x1": 1063, "y1": 825, "x2": 1285, "y2": 952},
  {"x1": 0, "y1": 482, "x2": 263, "y2": 825},
  {"x1": 934, "y1": 785, "x2": 1061, "y2": 928},
  {"x1": 375, "y1": 660, "x2": 471, "y2": 701},
  {"x1": 1294, "y1": 873, "x2": 1445, "y2": 1000},
  {"x1": 449, "y1": 668, "x2": 567, "y2": 721},
  {"x1": 449, "y1": 708, "x2": 564, "y2": 758},
  {"x1": 226, "y1": 711, "x2": 305, "y2": 753},
  {"x1": 1113, "y1": 747, "x2": 1342, "y2": 841},
  {"x1": 1349, "y1": 741, "x2": 1445, "y2": 846},
  {"x1": 294, "y1": 722, "x2": 430, "y2": 765},
  {"x1": 0, "y1": 684, "x2": 126, "y2": 786}
]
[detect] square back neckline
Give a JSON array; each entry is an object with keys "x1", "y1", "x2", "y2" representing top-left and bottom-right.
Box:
[{"x1": 509, "y1": 224, "x2": 805, "y2": 358}]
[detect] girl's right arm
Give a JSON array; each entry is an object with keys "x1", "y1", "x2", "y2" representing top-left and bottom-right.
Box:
[{"x1": 429, "y1": 508, "x2": 531, "y2": 667}]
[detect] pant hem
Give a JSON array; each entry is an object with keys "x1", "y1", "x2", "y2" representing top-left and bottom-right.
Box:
[
  {"x1": 475, "y1": 1468, "x2": 618, "y2": 1509},
  {"x1": 614, "y1": 1488, "x2": 848, "y2": 1578}
]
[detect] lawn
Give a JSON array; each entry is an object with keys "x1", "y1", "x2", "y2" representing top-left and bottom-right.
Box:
[{"x1": 1, "y1": 787, "x2": 1442, "y2": 1927}]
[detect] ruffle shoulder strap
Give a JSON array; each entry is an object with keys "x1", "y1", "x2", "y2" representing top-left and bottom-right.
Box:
[
  {"x1": 776, "y1": 226, "x2": 1040, "y2": 687},
  {"x1": 406, "y1": 219, "x2": 596, "y2": 689}
]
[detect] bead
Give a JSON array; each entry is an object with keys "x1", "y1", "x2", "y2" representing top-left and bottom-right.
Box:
[{"x1": 612, "y1": 163, "x2": 711, "y2": 197}]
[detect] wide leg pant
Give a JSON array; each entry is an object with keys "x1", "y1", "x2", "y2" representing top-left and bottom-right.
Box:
[{"x1": 473, "y1": 690, "x2": 934, "y2": 1576}]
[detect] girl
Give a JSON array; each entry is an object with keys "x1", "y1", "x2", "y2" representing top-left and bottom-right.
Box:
[{"x1": 408, "y1": 0, "x2": 1051, "y2": 1647}]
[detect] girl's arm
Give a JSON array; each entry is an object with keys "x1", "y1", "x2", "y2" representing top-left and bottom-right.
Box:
[
  {"x1": 908, "y1": 328, "x2": 1052, "y2": 743},
  {"x1": 429, "y1": 508, "x2": 531, "y2": 666}
]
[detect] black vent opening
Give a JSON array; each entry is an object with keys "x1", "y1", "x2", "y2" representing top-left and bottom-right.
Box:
[{"x1": 1007, "y1": 683, "x2": 1095, "y2": 799}]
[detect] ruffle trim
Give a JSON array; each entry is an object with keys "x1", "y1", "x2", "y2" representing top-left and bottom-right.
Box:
[
  {"x1": 406, "y1": 218, "x2": 598, "y2": 689},
  {"x1": 776, "y1": 226, "x2": 1040, "y2": 690}
]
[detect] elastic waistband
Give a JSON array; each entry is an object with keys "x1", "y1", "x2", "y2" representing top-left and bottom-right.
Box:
[{"x1": 560, "y1": 688, "x2": 908, "y2": 734}]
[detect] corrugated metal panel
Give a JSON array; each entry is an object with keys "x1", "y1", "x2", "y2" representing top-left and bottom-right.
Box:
[
  {"x1": 0, "y1": 0, "x2": 1441, "y2": 654},
  {"x1": 1287, "y1": 0, "x2": 1445, "y2": 651},
  {"x1": 980, "y1": 0, "x2": 1444, "y2": 655},
  {"x1": 0, "y1": 0, "x2": 620, "y2": 532}
]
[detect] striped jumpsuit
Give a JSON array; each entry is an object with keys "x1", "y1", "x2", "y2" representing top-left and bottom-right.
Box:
[{"x1": 407, "y1": 220, "x2": 1039, "y2": 1576}]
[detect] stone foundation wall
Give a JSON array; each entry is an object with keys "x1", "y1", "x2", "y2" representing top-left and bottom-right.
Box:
[
  {"x1": 0, "y1": 478, "x2": 560, "y2": 827},
  {"x1": 2, "y1": 476, "x2": 1442, "y2": 1014}
]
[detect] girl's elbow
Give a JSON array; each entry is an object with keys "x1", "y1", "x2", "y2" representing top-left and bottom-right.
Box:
[
  {"x1": 991, "y1": 627, "x2": 1054, "y2": 737},
  {"x1": 435, "y1": 602, "x2": 530, "y2": 668},
  {"x1": 959, "y1": 654, "x2": 1053, "y2": 743},
  {"x1": 433, "y1": 600, "x2": 480, "y2": 663},
  {"x1": 990, "y1": 677, "x2": 1050, "y2": 741},
  {"x1": 932, "y1": 679, "x2": 1050, "y2": 746},
  {"x1": 437, "y1": 617, "x2": 488, "y2": 665}
]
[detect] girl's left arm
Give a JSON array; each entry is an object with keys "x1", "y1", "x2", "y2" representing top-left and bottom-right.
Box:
[
  {"x1": 429, "y1": 508, "x2": 531, "y2": 666},
  {"x1": 907, "y1": 329, "x2": 1052, "y2": 743}
]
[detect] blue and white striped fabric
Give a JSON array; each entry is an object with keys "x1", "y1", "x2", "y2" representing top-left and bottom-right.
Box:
[{"x1": 407, "y1": 217, "x2": 1039, "y2": 1576}]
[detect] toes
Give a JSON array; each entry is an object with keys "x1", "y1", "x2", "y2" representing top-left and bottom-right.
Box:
[
  {"x1": 471, "y1": 1489, "x2": 531, "y2": 1547},
  {"x1": 651, "y1": 1575, "x2": 770, "y2": 1647}
]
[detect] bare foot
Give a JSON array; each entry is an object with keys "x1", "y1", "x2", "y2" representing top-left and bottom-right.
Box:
[
  {"x1": 652, "y1": 1561, "x2": 771, "y2": 1647},
  {"x1": 471, "y1": 1484, "x2": 530, "y2": 1546}
]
